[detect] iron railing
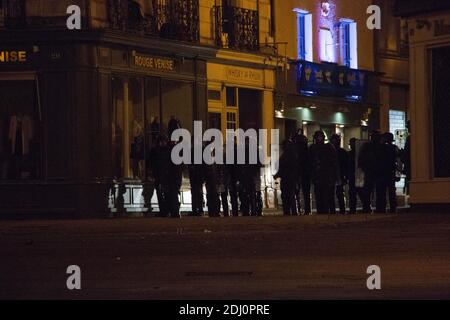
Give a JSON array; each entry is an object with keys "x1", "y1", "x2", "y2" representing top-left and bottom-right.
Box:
[
  {"x1": 108, "y1": 0, "x2": 200, "y2": 43},
  {"x1": 214, "y1": 5, "x2": 259, "y2": 51},
  {"x1": 0, "y1": 0, "x2": 27, "y2": 28}
]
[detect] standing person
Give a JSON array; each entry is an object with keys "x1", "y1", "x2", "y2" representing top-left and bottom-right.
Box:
[
  {"x1": 216, "y1": 153, "x2": 230, "y2": 217},
  {"x1": 150, "y1": 134, "x2": 171, "y2": 217},
  {"x1": 227, "y1": 140, "x2": 240, "y2": 216},
  {"x1": 358, "y1": 131, "x2": 381, "y2": 213},
  {"x1": 348, "y1": 138, "x2": 364, "y2": 214},
  {"x1": 167, "y1": 138, "x2": 183, "y2": 218},
  {"x1": 274, "y1": 141, "x2": 298, "y2": 216},
  {"x1": 375, "y1": 133, "x2": 399, "y2": 213},
  {"x1": 188, "y1": 138, "x2": 205, "y2": 217},
  {"x1": 204, "y1": 140, "x2": 220, "y2": 217},
  {"x1": 330, "y1": 134, "x2": 349, "y2": 214},
  {"x1": 204, "y1": 161, "x2": 220, "y2": 217},
  {"x1": 239, "y1": 137, "x2": 262, "y2": 217},
  {"x1": 293, "y1": 130, "x2": 311, "y2": 215},
  {"x1": 309, "y1": 131, "x2": 339, "y2": 214}
]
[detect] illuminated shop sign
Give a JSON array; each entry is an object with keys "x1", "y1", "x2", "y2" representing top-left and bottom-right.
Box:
[
  {"x1": 296, "y1": 60, "x2": 368, "y2": 99},
  {"x1": 0, "y1": 50, "x2": 27, "y2": 63},
  {"x1": 133, "y1": 53, "x2": 176, "y2": 72}
]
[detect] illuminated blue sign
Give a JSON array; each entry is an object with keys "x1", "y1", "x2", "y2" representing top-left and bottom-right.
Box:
[{"x1": 296, "y1": 61, "x2": 368, "y2": 99}]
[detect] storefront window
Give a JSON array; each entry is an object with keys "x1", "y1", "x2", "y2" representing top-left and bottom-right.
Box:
[
  {"x1": 129, "y1": 78, "x2": 144, "y2": 179},
  {"x1": 112, "y1": 76, "x2": 144, "y2": 179},
  {"x1": 113, "y1": 76, "x2": 194, "y2": 179},
  {"x1": 145, "y1": 77, "x2": 161, "y2": 150},
  {"x1": 161, "y1": 80, "x2": 194, "y2": 133},
  {"x1": 0, "y1": 80, "x2": 41, "y2": 180},
  {"x1": 112, "y1": 77, "x2": 124, "y2": 178}
]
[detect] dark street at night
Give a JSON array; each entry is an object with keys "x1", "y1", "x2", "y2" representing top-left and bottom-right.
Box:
[
  {"x1": 1, "y1": 213, "x2": 450, "y2": 300},
  {"x1": 1, "y1": 0, "x2": 450, "y2": 308}
]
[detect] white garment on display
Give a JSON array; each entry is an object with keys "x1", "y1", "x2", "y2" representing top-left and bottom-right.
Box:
[{"x1": 8, "y1": 115, "x2": 33, "y2": 155}]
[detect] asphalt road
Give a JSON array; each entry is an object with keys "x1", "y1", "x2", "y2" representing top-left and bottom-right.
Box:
[{"x1": 1, "y1": 213, "x2": 450, "y2": 300}]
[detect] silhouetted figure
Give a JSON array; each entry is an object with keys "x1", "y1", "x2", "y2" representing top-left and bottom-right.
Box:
[
  {"x1": 274, "y1": 141, "x2": 298, "y2": 216},
  {"x1": 293, "y1": 130, "x2": 311, "y2": 215},
  {"x1": 150, "y1": 135, "x2": 170, "y2": 217},
  {"x1": 205, "y1": 161, "x2": 220, "y2": 217},
  {"x1": 348, "y1": 138, "x2": 365, "y2": 214},
  {"x1": 240, "y1": 138, "x2": 262, "y2": 216},
  {"x1": 330, "y1": 134, "x2": 349, "y2": 214},
  {"x1": 216, "y1": 155, "x2": 230, "y2": 217},
  {"x1": 188, "y1": 138, "x2": 205, "y2": 216},
  {"x1": 309, "y1": 131, "x2": 339, "y2": 214},
  {"x1": 227, "y1": 141, "x2": 240, "y2": 216},
  {"x1": 358, "y1": 131, "x2": 381, "y2": 213},
  {"x1": 375, "y1": 133, "x2": 398, "y2": 213}
]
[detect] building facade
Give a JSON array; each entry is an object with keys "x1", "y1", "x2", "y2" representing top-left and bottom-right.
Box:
[
  {"x1": 395, "y1": 0, "x2": 450, "y2": 210},
  {"x1": 0, "y1": 0, "x2": 282, "y2": 217},
  {"x1": 375, "y1": 0, "x2": 409, "y2": 148},
  {"x1": 272, "y1": 0, "x2": 379, "y2": 148},
  {"x1": 0, "y1": 0, "x2": 216, "y2": 217}
]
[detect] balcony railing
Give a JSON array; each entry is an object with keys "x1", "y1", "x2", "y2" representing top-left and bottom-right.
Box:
[
  {"x1": 0, "y1": 0, "x2": 27, "y2": 28},
  {"x1": 214, "y1": 5, "x2": 259, "y2": 52},
  {"x1": 108, "y1": 0, "x2": 199, "y2": 43}
]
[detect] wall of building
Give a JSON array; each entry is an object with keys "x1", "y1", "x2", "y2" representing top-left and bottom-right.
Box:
[
  {"x1": 375, "y1": 0, "x2": 409, "y2": 134},
  {"x1": 406, "y1": 11, "x2": 450, "y2": 206},
  {"x1": 274, "y1": 0, "x2": 375, "y2": 71}
]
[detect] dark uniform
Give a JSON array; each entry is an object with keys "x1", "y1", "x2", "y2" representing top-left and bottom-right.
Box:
[
  {"x1": 216, "y1": 160, "x2": 230, "y2": 217},
  {"x1": 189, "y1": 159, "x2": 205, "y2": 217},
  {"x1": 239, "y1": 140, "x2": 263, "y2": 217},
  {"x1": 309, "y1": 131, "x2": 339, "y2": 214},
  {"x1": 151, "y1": 136, "x2": 182, "y2": 218},
  {"x1": 227, "y1": 150, "x2": 240, "y2": 217},
  {"x1": 205, "y1": 162, "x2": 220, "y2": 217},
  {"x1": 375, "y1": 133, "x2": 398, "y2": 213},
  {"x1": 274, "y1": 142, "x2": 298, "y2": 216},
  {"x1": 294, "y1": 132, "x2": 311, "y2": 215},
  {"x1": 348, "y1": 138, "x2": 364, "y2": 214},
  {"x1": 358, "y1": 131, "x2": 381, "y2": 213},
  {"x1": 331, "y1": 134, "x2": 349, "y2": 214}
]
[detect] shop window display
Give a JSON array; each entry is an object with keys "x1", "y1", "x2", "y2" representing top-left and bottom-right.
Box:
[{"x1": 0, "y1": 80, "x2": 41, "y2": 180}]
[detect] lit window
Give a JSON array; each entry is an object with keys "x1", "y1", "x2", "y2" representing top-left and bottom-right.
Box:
[
  {"x1": 294, "y1": 9, "x2": 313, "y2": 62},
  {"x1": 340, "y1": 19, "x2": 358, "y2": 68},
  {"x1": 320, "y1": 28, "x2": 335, "y2": 63}
]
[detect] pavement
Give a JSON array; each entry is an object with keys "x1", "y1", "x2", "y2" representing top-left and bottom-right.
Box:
[{"x1": 1, "y1": 213, "x2": 450, "y2": 300}]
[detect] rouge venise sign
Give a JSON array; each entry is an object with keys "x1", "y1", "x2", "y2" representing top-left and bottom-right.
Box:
[
  {"x1": 0, "y1": 50, "x2": 27, "y2": 63},
  {"x1": 133, "y1": 53, "x2": 175, "y2": 72}
]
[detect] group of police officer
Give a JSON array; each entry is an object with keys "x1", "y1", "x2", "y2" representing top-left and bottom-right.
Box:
[
  {"x1": 144, "y1": 118, "x2": 402, "y2": 218},
  {"x1": 144, "y1": 118, "x2": 263, "y2": 218},
  {"x1": 276, "y1": 129, "x2": 402, "y2": 216}
]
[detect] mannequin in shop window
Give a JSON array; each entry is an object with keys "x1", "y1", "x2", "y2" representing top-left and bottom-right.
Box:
[{"x1": 8, "y1": 113, "x2": 33, "y2": 179}]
